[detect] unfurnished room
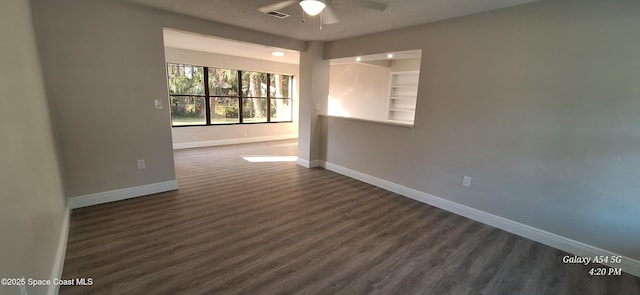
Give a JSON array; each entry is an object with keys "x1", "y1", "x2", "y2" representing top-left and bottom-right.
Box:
[{"x1": 1, "y1": 0, "x2": 640, "y2": 294}]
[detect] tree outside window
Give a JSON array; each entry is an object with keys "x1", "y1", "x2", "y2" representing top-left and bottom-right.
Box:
[{"x1": 167, "y1": 63, "x2": 294, "y2": 126}]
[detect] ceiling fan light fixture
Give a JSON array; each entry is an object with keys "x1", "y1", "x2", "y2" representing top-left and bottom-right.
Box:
[{"x1": 300, "y1": 0, "x2": 326, "y2": 16}]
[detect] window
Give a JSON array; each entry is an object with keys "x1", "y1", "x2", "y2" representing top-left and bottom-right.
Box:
[
  {"x1": 242, "y1": 71, "x2": 268, "y2": 123},
  {"x1": 167, "y1": 64, "x2": 206, "y2": 125},
  {"x1": 167, "y1": 63, "x2": 294, "y2": 127},
  {"x1": 209, "y1": 68, "x2": 239, "y2": 124},
  {"x1": 270, "y1": 74, "x2": 293, "y2": 122}
]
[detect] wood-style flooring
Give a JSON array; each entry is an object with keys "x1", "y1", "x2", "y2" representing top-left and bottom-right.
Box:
[{"x1": 60, "y1": 139, "x2": 640, "y2": 295}]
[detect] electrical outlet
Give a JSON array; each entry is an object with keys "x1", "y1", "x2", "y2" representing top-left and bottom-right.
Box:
[
  {"x1": 315, "y1": 103, "x2": 321, "y2": 111},
  {"x1": 462, "y1": 176, "x2": 472, "y2": 188},
  {"x1": 137, "y1": 159, "x2": 146, "y2": 169}
]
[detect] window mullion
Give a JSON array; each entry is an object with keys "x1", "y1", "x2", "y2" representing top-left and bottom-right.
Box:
[
  {"x1": 203, "y1": 67, "x2": 211, "y2": 125},
  {"x1": 267, "y1": 73, "x2": 271, "y2": 123},
  {"x1": 238, "y1": 70, "x2": 243, "y2": 124}
]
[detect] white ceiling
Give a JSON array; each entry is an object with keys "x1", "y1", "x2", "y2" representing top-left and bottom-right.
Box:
[
  {"x1": 329, "y1": 49, "x2": 422, "y2": 65},
  {"x1": 129, "y1": 0, "x2": 539, "y2": 41},
  {"x1": 164, "y1": 29, "x2": 424, "y2": 65},
  {"x1": 163, "y1": 29, "x2": 301, "y2": 64}
]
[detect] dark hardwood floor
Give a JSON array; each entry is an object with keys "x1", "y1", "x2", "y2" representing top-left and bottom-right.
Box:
[{"x1": 60, "y1": 139, "x2": 640, "y2": 295}]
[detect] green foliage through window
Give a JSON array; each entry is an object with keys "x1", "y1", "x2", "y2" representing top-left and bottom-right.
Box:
[{"x1": 167, "y1": 63, "x2": 293, "y2": 126}]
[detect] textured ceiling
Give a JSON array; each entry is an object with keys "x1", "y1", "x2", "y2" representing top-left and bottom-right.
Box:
[{"x1": 127, "y1": 0, "x2": 539, "y2": 41}]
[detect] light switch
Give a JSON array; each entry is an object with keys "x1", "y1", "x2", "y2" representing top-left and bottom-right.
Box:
[{"x1": 154, "y1": 99, "x2": 163, "y2": 109}]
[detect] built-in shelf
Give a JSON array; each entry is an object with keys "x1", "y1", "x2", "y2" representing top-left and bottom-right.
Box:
[{"x1": 388, "y1": 71, "x2": 419, "y2": 123}]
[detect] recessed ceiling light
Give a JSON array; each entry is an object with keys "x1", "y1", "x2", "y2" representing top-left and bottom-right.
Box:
[
  {"x1": 387, "y1": 53, "x2": 394, "y2": 58},
  {"x1": 272, "y1": 51, "x2": 285, "y2": 57},
  {"x1": 356, "y1": 57, "x2": 362, "y2": 62}
]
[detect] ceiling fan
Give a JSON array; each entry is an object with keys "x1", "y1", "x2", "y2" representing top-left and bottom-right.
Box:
[{"x1": 258, "y1": 0, "x2": 388, "y2": 26}]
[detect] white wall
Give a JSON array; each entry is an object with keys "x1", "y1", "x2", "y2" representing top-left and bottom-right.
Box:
[
  {"x1": 30, "y1": 0, "x2": 305, "y2": 197},
  {"x1": 328, "y1": 58, "x2": 422, "y2": 122},
  {"x1": 164, "y1": 47, "x2": 299, "y2": 148},
  {"x1": 328, "y1": 63, "x2": 391, "y2": 121},
  {"x1": 0, "y1": 0, "x2": 67, "y2": 294},
  {"x1": 323, "y1": 0, "x2": 640, "y2": 262}
]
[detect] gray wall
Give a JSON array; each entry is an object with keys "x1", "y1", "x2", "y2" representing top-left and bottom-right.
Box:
[
  {"x1": 0, "y1": 0, "x2": 67, "y2": 294},
  {"x1": 30, "y1": 0, "x2": 305, "y2": 197},
  {"x1": 323, "y1": 0, "x2": 640, "y2": 260},
  {"x1": 298, "y1": 41, "x2": 330, "y2": 163}
]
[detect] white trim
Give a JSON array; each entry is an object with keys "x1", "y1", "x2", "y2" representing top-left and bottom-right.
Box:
[
  {"x1": 321, "y1": 114, "x2": 413, "y2": 128},
  {"x1": 296, "y1": 158, "x2": 321, "y2": 168},
  {"x1": 296, "y1": 158, "x2": 310, "y2": 168},
  {"x1": 321, "y1": 161, "x2": 640, "y2": 278},
  {"x1": 48, "y1": 203, "x2": 71, "y2": 295},
  {"x1": 69, "y1": 180, "x2": 178, "y2": 209},
  {"x1": 173, "y1": 134, "x2": 298, "y2": 150}
]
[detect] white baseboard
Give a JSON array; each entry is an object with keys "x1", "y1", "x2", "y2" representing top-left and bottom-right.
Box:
[
  {"x1": 296, "y1": 158, "x2": 322, "y2": 168},
  {"x1": 69, "y1": 180, "x2": 178, "y2": 209},
  {"x1": 49, "y1": 203, "x2": 71, "y2": 295},
  {"x1": 321, "y1": 161, "x2": 640, "y2": 278},
  {"x1": 173, "y1": 134, "x2": 298, "y2": 150}
]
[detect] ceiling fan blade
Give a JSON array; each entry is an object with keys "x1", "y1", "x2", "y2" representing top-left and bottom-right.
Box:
[
  {"x1": 322, "y1": 6, "x2": 339, "y2": 24},
  {"x1": 257, "y1": 0, "x2": 298, "y2": 13},
  {"x1": 351, "y1": 0, "x2": 387, "y2": 11}
]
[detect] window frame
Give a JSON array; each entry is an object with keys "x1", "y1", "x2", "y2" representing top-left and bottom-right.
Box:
[{"x1": 167, "y1": 63, "x2": 294, "y2": 127}]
